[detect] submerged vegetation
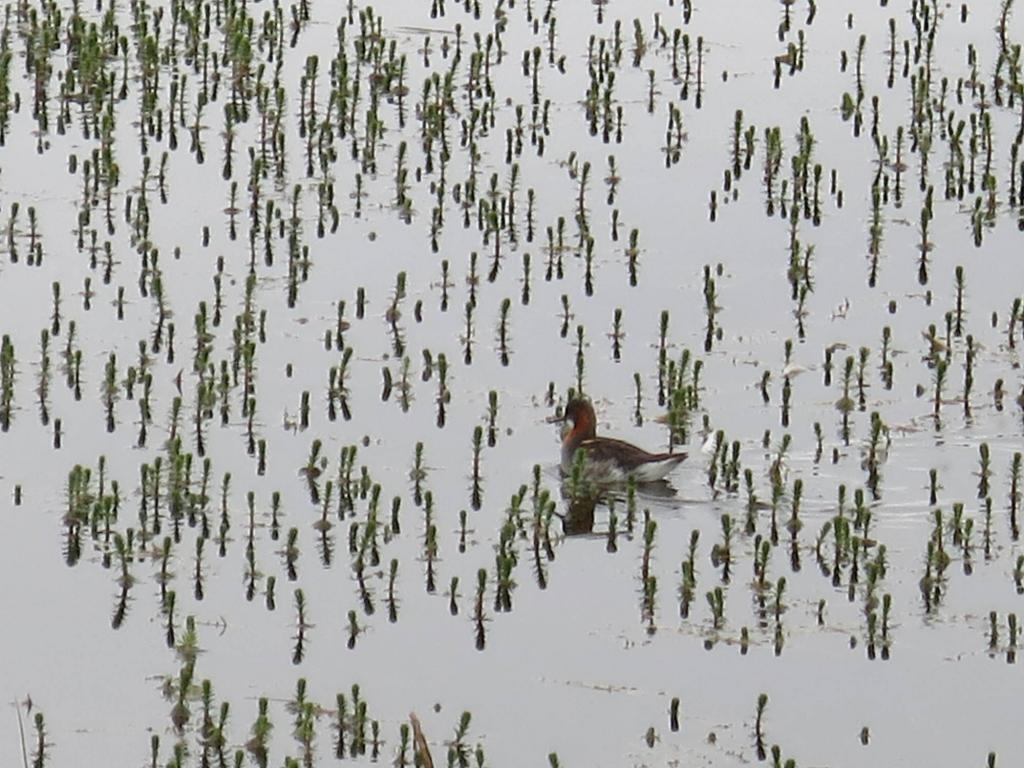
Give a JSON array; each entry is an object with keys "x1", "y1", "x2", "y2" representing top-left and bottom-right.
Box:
[{"x1": 3, "y1": 0, "x2": 1024, "y2": 765}]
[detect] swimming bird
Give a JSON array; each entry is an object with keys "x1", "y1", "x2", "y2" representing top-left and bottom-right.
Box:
[{"x1": 553, "y1": 397, "x2": 687, "y2": 482}]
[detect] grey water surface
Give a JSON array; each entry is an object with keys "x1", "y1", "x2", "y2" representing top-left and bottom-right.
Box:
[{"x1": 3, "y1": 1, "x2": 1024, "y2": 766}]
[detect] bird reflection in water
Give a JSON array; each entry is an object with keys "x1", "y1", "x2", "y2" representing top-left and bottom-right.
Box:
[{"x1": 558, "y1": 478, "x2": 678, "y2": 537}]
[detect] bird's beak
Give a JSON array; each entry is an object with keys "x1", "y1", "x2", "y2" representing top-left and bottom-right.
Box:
[{"x1": 545, "y1": 412, "x2": 565, "y2": 424}]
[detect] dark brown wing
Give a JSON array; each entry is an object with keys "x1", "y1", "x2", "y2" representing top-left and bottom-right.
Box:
[{"x1": 580, "y1": 437, "x2": 687, "y2": 471}]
